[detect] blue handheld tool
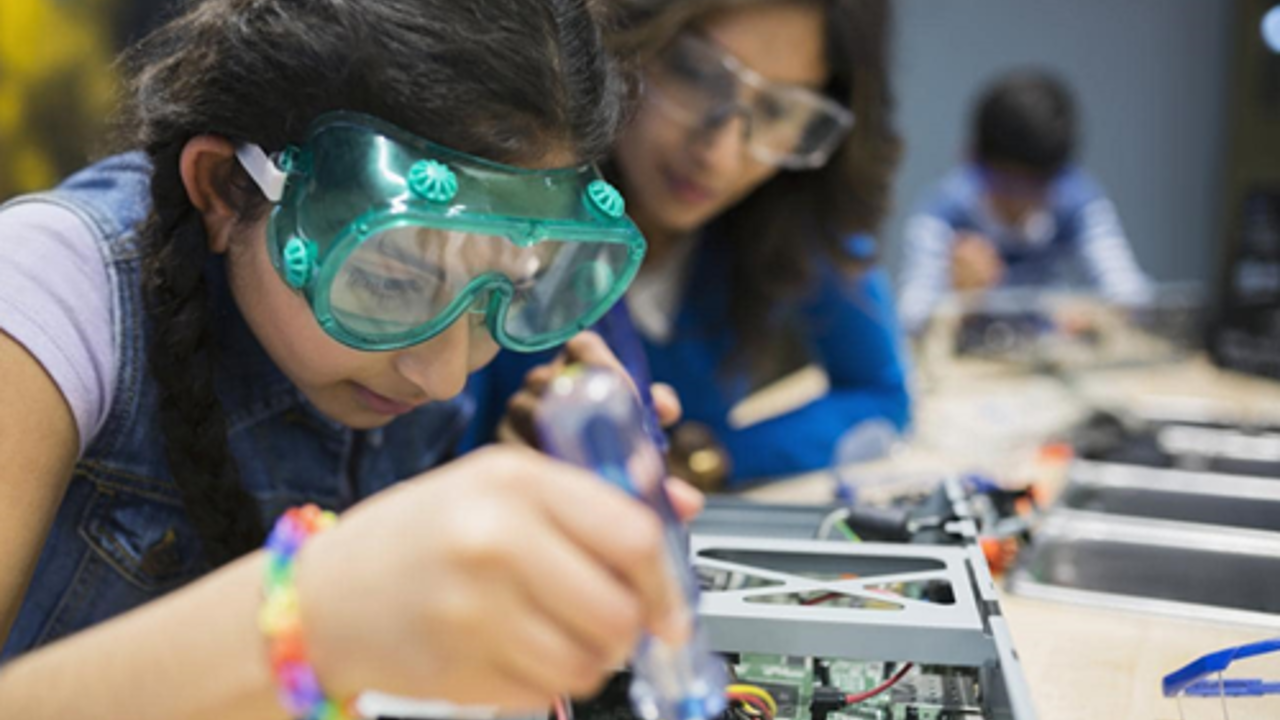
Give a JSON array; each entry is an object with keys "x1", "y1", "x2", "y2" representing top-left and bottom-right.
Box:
[
  {"x1": 593, "y1": 304, "x2": 669, "y2": 453},
  {"x1": 536, "y1": 366, "x2": 725, "y2": 720}
]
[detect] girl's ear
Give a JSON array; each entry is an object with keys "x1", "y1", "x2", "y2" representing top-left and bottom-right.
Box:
[{"x1": 179, "y1": 135, "x2": 240, "y2": 254}]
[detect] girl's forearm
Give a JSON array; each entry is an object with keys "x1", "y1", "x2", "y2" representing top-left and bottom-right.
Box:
[{"x1": 0, "y1": 551, "x2": 287, "y2": 720}]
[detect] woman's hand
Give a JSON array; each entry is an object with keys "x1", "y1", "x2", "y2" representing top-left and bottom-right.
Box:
[
  {"x1": 494, "y1": 332, "x2": 699, "y2": 520},
  {"x1": 295, "y1": 446, "x2": 692, "y2": 712},
  {"x1": 497, "y1": 332, "x2": 680, "y2": 446}
]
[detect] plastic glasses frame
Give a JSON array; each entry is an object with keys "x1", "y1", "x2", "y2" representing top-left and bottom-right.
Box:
[{"x1": 646, "y1": 33, "x2": 855, "y2": 170}]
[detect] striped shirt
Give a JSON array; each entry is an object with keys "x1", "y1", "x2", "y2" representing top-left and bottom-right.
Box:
[{"x1": 898, "y1": 165, "x2": 1152, "y2": 334}]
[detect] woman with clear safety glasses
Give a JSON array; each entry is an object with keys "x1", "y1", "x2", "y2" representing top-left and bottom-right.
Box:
[{"x1": 471, "y1": 0, "x2": 910, "y2": 487}]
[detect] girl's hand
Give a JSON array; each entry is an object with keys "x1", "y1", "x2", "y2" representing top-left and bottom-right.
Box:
[{"x1": 294, "y1": 446, "x2": 690, "y2": 713}]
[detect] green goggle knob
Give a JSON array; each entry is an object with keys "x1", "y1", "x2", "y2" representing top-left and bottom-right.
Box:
[
  {"x1": 277, "y1": 146, "x2": 301, "y2": 174},
  {"x1": 282, "y1": 237, "x2": 317, "y2": 289},
  {"x1": 586, "y1": 180, "x2": 625, "y2": 219},
  {"x1": 408, "y1": 159, "x2": 459, "y2": 203}
]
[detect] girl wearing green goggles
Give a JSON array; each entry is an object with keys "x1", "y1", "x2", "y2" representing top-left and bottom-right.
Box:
[{"x1": 0, "y1": 0, "x2": 698, "y2": 717}]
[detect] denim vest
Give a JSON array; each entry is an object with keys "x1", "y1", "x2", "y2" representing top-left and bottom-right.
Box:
[{"x1": 1, "y1": 154, "x2": 473, "y2": 660}]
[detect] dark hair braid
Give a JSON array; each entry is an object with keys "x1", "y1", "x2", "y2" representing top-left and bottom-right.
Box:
[{"x1": 142, "y1": 143, "x2": 265, "y2": 566}]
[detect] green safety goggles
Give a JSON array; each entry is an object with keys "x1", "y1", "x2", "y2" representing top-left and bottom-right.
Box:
[{"x1": 235, "y1": 112, "x2": 646, "y2": 353}]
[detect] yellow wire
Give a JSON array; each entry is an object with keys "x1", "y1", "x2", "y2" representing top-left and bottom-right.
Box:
[{"x1": 726, "y1": 684, "x2": 778, "y2": 715}]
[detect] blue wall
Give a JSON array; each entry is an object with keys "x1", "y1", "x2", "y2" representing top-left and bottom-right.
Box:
[{"x1": 883, "y1": 0, "x2": 1236, "y2": 287}]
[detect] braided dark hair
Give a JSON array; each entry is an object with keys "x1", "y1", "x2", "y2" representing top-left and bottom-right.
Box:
[{"x1": 121, "y1": 0, "x2": 631, "y2": 566}]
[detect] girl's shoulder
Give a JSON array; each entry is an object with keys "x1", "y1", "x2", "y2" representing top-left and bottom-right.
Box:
[
  {"x1": 39, "y1": 152, "x2": 155, "y2": 257},
  {"x1": 0, "y1": 198, "x2": 120, "y2": 456}
]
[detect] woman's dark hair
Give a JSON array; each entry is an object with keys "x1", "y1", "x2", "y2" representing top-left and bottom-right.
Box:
[
  {"x1": 120, "y1": 0, "x2": 630, "y2": 566},
  {"x1": 606, "y1": 0, "x2": 900, "y2": 380},
  {"x1": 974, "y1": 69, "x2": 1077, "y2": 179}
]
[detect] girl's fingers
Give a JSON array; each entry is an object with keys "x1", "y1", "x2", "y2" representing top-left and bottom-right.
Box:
[
  {"x1": 527, "y1": 467, "x2": 690, "y2": 645},
  {"x1": 488, "y1": 604, "x2": 614, "y2": 699},
  {"x1": 511, "y1": 516, "x2": 644, "y2": 665}
]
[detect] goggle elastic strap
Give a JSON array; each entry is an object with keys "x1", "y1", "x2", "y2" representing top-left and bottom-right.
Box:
[{"x1": 236, "y1": 143, "x2": 290, "y2": 203}]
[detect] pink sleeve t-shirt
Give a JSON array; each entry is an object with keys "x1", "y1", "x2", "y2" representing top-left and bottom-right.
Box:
[{"x1": 0, "y1": 201, "x2": 117, "y2": 454}]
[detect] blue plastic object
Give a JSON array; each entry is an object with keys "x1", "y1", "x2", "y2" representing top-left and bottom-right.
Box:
[
  {"x1": 834, "y1": 481, "x2": 858, "y2": 506},
  {"x1": 1162, "y1": 638, "x2": 1280, "y2": 698},
  {"x1": 842, "y1": 233, "x2": 878, "y2": 261},
  {"x1": 830, "y1": 419, "x2": 901, "y2": 506},
  {"x1": 537, "y1": 367, "x2": 726, "y2": 720},
  {"x1": 593, "y1": 304, "x2": 669, "y2": 453},
  {"x1": 963, "y1": 473, "x2": 1001, "y2": 495}
]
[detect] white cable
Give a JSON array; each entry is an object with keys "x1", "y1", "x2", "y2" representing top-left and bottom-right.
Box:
[{"x1": 816, "y1": 507, "x2": 852, "y2": 541}]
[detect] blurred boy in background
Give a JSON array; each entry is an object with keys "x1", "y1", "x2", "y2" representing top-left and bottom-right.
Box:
[{"x1": 898, "y1": 69, "x2": 1151, "y2": 335}]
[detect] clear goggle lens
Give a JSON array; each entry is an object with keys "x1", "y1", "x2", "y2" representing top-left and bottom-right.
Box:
[{"x1": 326, "y1": 226, "x2": 634, "y2": 348}]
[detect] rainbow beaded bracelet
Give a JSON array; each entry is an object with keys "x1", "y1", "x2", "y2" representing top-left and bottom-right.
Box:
[{"x1": 260, "y1": 504, "x2": 354, "y2": 720}]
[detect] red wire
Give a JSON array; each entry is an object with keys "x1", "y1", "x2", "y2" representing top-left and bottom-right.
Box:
[
  {"x1": 802, "y1": 592, "x2": 844, "y2": 606},
  {"x1": 845, "y1": 663, "x2": 914, "y2": 704},
  {"x1": 727, "y1": 693, "x2": 773, "y2": 720},
  {"x1": 802, "y1": 587, "x2": 900, "y2": 606}
]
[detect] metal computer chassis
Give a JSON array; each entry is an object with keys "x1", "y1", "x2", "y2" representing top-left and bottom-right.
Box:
[{"x1": 690, "y1": 483, "x2": 1037, "y2": 720}]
